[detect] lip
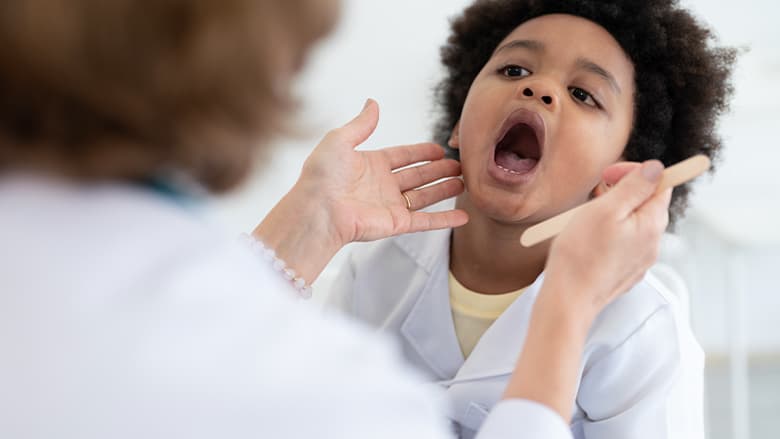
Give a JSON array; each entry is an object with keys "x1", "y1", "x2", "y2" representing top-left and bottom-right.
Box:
[{"x1": 487, "y1": 107, "x2": 547, "y2": 185}]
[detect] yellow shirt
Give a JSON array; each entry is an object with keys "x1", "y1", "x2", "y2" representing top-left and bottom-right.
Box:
[{"x1": 449, "y1": 271, "x2": 527, "y2": 358}]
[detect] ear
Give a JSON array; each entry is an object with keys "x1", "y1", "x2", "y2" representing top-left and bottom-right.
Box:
[
  {"x1": 448, "y1": 121, "x2": 461, "y2": 149},
  {"x1": 590, "y1": 157, "x2": 629, "y2": 199},
  {"x1": 590, "y1": 180, "x2": 611, "y2": 199}
]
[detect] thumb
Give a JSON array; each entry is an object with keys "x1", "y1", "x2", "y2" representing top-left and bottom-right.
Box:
[
  {"x1": 592, "y1": 161, "x2": 642, "y2": 198},
  {"x1": 602, "y1": 161, "x2": 642, "y2": 187},
  {"x1": 600, "y1": 160, "x2": 664, "y2": 219},
  {"x1": 336, "y1": 98, "x2": 380, "y2": 148}
]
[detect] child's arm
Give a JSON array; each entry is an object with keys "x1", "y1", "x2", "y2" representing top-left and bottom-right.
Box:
[{"x1": 575, "y1": 303, "x2": 704, "y2": 439}]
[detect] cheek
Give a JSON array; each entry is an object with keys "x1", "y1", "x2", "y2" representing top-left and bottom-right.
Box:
[
  {"x1": 553, "y1": 116, "x2": 625, "y2": 183},
  {"x1": 460, "y1": 80, "x2": 507, "y2": 130},
  {"x1": 611, "y1": 96, "x2": 636, "y2": 152},
  {"x1": 459, "y1": 97, "x2": 497, "y2": 151},
  {"x1": 595, "y1": 122, "x2": 629, "y2": 163}
]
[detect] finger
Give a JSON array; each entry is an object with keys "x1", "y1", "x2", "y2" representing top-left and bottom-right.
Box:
[
  {"x1": 403, "y1": 178, "x2": 464, "y2": 210},
  {"x1": 383, "y1": 142, "x2": 445, "y2": 170},
  {"x1": 407, "y1": 209, "x2": 469, "y2": 233},
  {"x1": 634, "y1": 187, "x2": 673, "y2": 234},
  {"x1": 327, "y1": 99, "x2": 380, "y2": 148},
  {"x1": 602, "y1": 161, "x2": 642, "y2": 186},
  {"x1": 395, "y1": 159, "x2": 461, "y2": 192},
  {"x1": 624, "y1": 188, "x2": 672, "y2": 272},
  {"x1": 592, "y1": 162, "x2": 641, "y2": 198},
  {"x1": 599, "y1": 160, "x2": 664, "y2": 219}
]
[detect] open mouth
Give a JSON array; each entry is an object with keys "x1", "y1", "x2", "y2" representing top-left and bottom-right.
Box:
[{"x1": 493, "y1": 110, "x2": 544, "y2": 176}]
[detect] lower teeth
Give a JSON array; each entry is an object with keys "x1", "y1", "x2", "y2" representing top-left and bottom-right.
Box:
[{"x1": 497, "y1": 164, "x2": 523, "y2": 175}]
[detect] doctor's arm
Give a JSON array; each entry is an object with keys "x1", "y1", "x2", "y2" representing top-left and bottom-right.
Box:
[
  {"x1": 252, "y1": 100, "x2": 467, "y2": 290},
  {"x1": 485, "y1": 161, "x2": 672, "y2": 433}
]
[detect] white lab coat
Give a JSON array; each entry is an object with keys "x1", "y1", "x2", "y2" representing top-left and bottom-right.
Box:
[
  {"x1": 329, "y1": 226, "x2": 706, "y2": 439},
  {"x1": 0, "y1": 175, "x2": 572, "y2": 439}
]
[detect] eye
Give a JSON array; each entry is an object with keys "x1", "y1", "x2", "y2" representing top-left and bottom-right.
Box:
[
  {"x1": 569, "y1": 87, "x2": 599, "y2": 108},
  {"x1": 498, "y1": 64, "x2": 532, "y2": 78}
]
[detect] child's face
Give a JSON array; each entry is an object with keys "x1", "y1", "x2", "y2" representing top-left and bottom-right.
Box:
[{"x1": 451, "y1": 14, "x2": 635, "y2": 224}]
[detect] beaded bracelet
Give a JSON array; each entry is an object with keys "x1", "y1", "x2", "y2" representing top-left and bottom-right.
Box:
[{"x1": 239, "y1": 233, "x2": 313, "y2": 299}]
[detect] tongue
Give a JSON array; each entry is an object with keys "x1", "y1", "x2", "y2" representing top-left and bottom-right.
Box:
[{"x1": 495, "y1": 150, "x2": 537, "y2": 174}]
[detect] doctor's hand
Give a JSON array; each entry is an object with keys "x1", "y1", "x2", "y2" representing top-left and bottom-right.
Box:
[
  {"x1": 505, "y1": 160, "x2": 672, "y2": 420},
  {"x1": 296, "y1": 99, "x2": 468, "y2": 244},
  {"x1": 545, "y1": 159, "x2": 672, "y2": 323},
  {"x1": 252, "y1": 99, "x2": 468, "y2": 286}
]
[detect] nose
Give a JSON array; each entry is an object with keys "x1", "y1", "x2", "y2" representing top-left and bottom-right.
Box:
[
  {"x1": 519, "y1": 79, "x2": 559, "y2": 110},
  {"x1": 522, "y1": 87, "x2": 553, "y2": 105}
]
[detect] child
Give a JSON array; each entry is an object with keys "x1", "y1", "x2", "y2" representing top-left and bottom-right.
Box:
[{"x1": 328, "y1": 0, "x2": 736, "y2": 438}]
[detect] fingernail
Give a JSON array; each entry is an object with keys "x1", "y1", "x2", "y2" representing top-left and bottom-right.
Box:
[
  {"x1": 362, "y1": 99, "x2": 372, "y2": 111},
  {"x1": 641, "y1": 160, "x2": 663, "y2": 182}
]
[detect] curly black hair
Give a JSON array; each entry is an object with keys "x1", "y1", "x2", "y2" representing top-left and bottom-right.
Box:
[{"x1": 433, "y1": 0, "x2": 737, "y2": 223}]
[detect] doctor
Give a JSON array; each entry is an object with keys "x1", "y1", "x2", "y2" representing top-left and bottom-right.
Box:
[{"x1": 0, "y1": 0, "x2": 671, "y2": 438}]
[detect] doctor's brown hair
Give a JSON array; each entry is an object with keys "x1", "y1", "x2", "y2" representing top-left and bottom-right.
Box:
[
  {"x1": 0, "y1": 0, "x2": 338, "y2": 192},
  {"x1": 433, "y1": 0, "x2": 737, "y2": 224}
]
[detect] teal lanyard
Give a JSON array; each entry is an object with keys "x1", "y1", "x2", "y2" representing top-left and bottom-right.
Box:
[{"x1": 143, "y1": 177, "x2": 204, "y2": 210}]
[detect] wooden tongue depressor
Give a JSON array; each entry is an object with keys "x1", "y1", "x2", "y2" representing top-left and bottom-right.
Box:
[{"x1": 520, "y1": 155, "x2": 712, "y2": 247}]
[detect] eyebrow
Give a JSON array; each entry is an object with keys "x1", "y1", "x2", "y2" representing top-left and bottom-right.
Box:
[
  {"x1": 493, "y1": 39, "x2": 545, "y2": 55},
  {"x1": 493, "y1": 39, "x2": 623, "y2": 96}
]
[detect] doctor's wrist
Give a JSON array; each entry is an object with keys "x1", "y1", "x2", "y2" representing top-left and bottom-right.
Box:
[
  {"x1": 535, "y1": 280, "x2": 600, "y2": 337},
  {"x1": 252, "y1": 186, "x2": 344, "y2": 289},
  {"x1": 504, "y1": 286, "x2": 592, "y2": 421}
]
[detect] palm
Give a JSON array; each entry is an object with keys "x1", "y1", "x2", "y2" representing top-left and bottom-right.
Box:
[
  {"x1": 300, "y1": 100, "x2": 467, "y2": 245},
  {"x1": 330, "y1": 150, "x2": 416, "y2": 242}
]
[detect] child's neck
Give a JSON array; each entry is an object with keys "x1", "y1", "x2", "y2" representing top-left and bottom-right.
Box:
[{"x1": 450, "y1": 195, "x2": 551, "y2": 295}]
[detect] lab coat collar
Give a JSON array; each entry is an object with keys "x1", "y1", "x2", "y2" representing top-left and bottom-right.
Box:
[
  {"x1": 447, "y1": 274, "x2": 544, "y2": 385},
  {"x1": 397, "y1": 228, "x2": 465, "y2": 380},
  {"x1": 395, "y1": 222, "x2": 547, "y2": 384}
]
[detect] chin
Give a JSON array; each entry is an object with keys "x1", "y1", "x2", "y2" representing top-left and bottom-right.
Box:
[{"x1": 465, "y1": 185, "x2": 541, "y2": 225}]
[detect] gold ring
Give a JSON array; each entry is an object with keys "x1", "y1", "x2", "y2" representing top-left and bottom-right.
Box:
[{"x1": 401, "y1": 191, "x2": 413, "y2": 210}]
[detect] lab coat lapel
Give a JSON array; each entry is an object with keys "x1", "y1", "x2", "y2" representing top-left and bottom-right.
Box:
[
  {"x1": 397, "y1": 228, "x2": 465, "y2": 380},
  {"x1": 447, "y1": 273, "x2": 546, "y2": 385}
]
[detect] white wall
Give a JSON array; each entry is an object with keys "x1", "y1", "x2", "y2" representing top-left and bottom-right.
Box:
[
  {"x1": 208, "y1": 0, "x2": 780, "y2": 354},
  {"x1": 675, "y1": 0, "x2": 780, "y2": 355},
  {"x1": 210, "y1": 0, "x2": 474, "y2": 230}
]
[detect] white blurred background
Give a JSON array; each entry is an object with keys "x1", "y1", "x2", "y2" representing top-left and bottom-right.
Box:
[{"x1": 207, "y1": 1, "x2": 780, "y2": 438}]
